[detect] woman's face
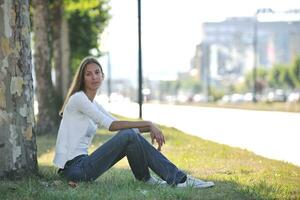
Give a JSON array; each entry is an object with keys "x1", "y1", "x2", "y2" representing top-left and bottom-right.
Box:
[{"x1": 83, "y1": 63, "x2": 104, "y2": 92}]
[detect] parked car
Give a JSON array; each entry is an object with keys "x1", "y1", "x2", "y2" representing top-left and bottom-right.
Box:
[
  {"x1": 287, "y1": 91, "x2": 300, "y2": 103},
  {"x1": 267, "y1": 89, "x2": 287, "y2": 102},
  {"x1": 243, "y1": 92, "x2": 254, "y2": 102}
]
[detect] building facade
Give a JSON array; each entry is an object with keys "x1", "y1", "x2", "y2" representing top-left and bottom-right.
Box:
[{"x1": 195, "y1": 10, "x2": 300, "y2": 90}]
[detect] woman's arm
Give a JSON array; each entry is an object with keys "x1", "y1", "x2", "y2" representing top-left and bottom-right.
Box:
[
  {"x1": 109, "y1": 120, "x2": 151, "y2": 131},
  {"x1": 70, "y1": 92, "x2": 114, "y2": 129},
  {"x1": 109, "y1": 120, "x2": 165, "y2": 151},
  {"x1": 136, "y1": 126, "x2": 151, "y2": 133}
]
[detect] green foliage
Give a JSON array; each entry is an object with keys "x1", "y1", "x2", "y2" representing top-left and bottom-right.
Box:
[
  {"x1": 210, "y1": 86, "x2": 224, "y2": 101},
  {"x1": 179, "y1": 78, "x2": 202, "y2": 93},
  {"x1": 159, "y1": 56, "x2": 300, "y2": 99},
  {"x1": 268, "y1": 64, "x2": 282, "y2": 88},
  {"x1": 232, "y1": 82, "x2": 247, "y2": 93},
  {"x1": 243, "y1": 56, "x2": 300, "y2": 92},
  {"x1": 159, "y1": 80, "x2": 179, "y2": 95},
  {"x1": 245, "y1": 67, "x2": 268, "y2": 91},
  {"x1": 65, "y1": 0, "x2": 110, "y2": 74},
  {"x1": 289, "y1": 56, "x2": 300, "y2": 88},
  {"x1": 268, "y1": 64, "x2": 294, "y2": 89},
  {"x1": 64, "y1": 0, "x2": 100, "y2": 12},
  {"x1": 159, "y1": 79, "x2": 202, "y2": 96}
]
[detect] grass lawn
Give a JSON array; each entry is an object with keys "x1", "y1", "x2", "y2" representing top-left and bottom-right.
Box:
[{"x1": 1, "y1": 117, "x2": 299, "y2": 199}]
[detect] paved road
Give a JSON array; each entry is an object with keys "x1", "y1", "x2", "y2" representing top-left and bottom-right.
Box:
[{"x1": 103, "y1": 101, "x2": 300, "y2": 166}]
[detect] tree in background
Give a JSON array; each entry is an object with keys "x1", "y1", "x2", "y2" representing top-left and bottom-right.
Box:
[
  {"x1": 268, "y1": 64, "x2": 293, "y2": 89},
  {"x1": 268, "y1": 65, "x2": 281, "y2": 88},
  {"x1": 159, "y1": 80, "x2": 179, "y2": 100},
  {"x1": 32, "y1": 0, "x2": 60, "y2": 135},
  {"x1": 289, "y1": 56, "x2": 300, "y2": 89},
  {"x1": 245, "y1": 67, "x2": 268, "y2": 94},
  {"x1": 50, "y1": 0, "x2": 67, "y2": 105},
  {"x1": 30, "y1": 0, "x2": 110, "y2": 135},
  {"x1": 0, "y1": 0, "x2": 38, "y2": 177},
  {"x1": 179, "y1": 79, "x2": 202, "y2": 94},
  {"x1": 49, "y1": 0, "x2": 110, "y2": 101},
  {"x1": 243, "y1": 57, "x2": 300, "y2": 93},
  {"x1": 65, "y1": 0, "x2": 110, "y2": 75}
]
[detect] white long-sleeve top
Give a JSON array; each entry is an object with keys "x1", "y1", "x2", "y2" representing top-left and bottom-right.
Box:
[{"x1": 53, "y1": 91, "x2": 117, "y2": 169}]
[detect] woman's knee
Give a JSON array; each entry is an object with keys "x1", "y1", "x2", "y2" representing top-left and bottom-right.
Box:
[{"x1": 118, "y1": 129, "x2": 139, "y2": 141}]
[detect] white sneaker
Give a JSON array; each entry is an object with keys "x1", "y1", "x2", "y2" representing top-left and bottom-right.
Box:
[
  {"x1": 176, "y1": 175, "x2": 214, "y2": 188},
  {"x1": 145, "y1": 176, "x2": 167, "y2": 186}
]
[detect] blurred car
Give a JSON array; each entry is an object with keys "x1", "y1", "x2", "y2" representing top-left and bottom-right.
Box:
[
  {"x1": 230, "y1": 93, "x2": 244, "y2": 103},
  {"x1": 243, "y1": 92, "x2": 253, "y2": 102},
  {"x1": 267, "y1": 89, "x2": 287, "y2": 102},
  {"x1": 192, "y1": 94, "x2": 208, "y2": 103},
  {"x1": 288, "y1": 91, "x2": 300, "y2": 103},
  {"x1": 220, "y1": 95, "x2": 231, "y2": 103}
]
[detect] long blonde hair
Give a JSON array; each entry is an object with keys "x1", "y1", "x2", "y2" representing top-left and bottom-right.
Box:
[{"x1": 59, "y1": 57, "x2": 103, "y2": 116}]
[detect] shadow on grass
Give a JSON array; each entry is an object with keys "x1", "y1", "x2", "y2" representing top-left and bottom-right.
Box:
[{"x1": 0, "y1": 165, "x2": 270, "y2": 200}]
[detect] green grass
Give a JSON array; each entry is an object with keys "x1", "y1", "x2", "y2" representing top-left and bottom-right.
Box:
[{"x1": 1, "y1": 116, "x2": 300, "y2": 200}]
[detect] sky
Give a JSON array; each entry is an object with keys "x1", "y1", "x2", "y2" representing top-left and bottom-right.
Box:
[{"x1": 100, "y1": 0, "x2": 300, "y2": 85}]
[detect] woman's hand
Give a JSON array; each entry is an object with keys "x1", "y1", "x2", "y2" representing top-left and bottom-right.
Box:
[
  {"x1": 109, "y1": 120, "x2": 165, "y2": 151},
  {"x1": 149, "y1": 123, "x2": 165, "y2": 151}
]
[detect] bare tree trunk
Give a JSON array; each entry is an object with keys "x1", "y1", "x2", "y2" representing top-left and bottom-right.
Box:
[
  {"x1": 51, "y1": 0, "x2": 70, "y2": 100},
  {"x1": 0, "y1": 0, "x2": 38, "y2": 178},
  {"x1": 61, "y1": 18, "x2": 70, "y2": 98},
  {"x1": 51, "y1": 0, "x2": 63, "y2": 103},
  {"x1": 32, "y1": 0, "x2": 59, "y2": 135}
]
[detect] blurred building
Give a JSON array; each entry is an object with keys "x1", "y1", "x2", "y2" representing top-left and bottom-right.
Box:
[
  {"x1": 193, "y1": 42, "x2": 211, "y2": 98},
  {"x1": 194, "y1": 9, "x2": 300, "y2": 90},
  {"x1": 101, "y1": 78, "x2": 136, "y2": 101}
]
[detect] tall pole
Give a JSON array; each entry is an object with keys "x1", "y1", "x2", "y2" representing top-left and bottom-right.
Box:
[
  {"x1": 107, "y1": 52, "x2": 112, "y2": 102},
  {"x1": 252, "y1": 8, "x2": 273, "y2": 103},
  {"x1": 137, "y1": 0, "x2": 143, "y2": 118},
  {"x1": 253, "y1": 15, "x2": 257, "y2": 103}
]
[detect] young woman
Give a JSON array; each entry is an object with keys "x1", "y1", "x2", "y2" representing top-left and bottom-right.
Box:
[{"x1": 53, "y1": 57, "x2": 214, "y2": 188}]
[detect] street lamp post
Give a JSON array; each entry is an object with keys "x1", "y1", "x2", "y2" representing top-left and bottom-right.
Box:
[
  {"x1": 137, "y1": 0, "x2": 143, "y2": 119},
  {"x1": 253, "y1": 8, "x2": 274, "y2": 103},
  {"x1": 106, "y1": 52, "x2": 112, "y2": 102},
  {"x1": 253, "y1": 13, "x2": 258, "y2": 103},
  {"x1": 100, "y1": 52, "x2": 112, "y2": 102}
]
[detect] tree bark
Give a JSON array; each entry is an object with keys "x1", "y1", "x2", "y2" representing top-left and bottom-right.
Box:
[
  {"x1": 32, "y1": 0, "x2": 59, "y2": 134},
  {"x1": 61, "y1": 18, "x2": 70, "y2": 98},
  {"x1": 51, "y1": 0, "x2": 63, "y2": 103},
  {"x1": 0, "y1": 0, "x2": 38, "y2": 178},
  {"x1": 50, "y1": 0, "x2": 70, "y2": 100}
]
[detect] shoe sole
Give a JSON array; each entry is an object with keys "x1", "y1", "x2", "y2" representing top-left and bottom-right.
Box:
[{"x1": 176, "y1": 182, "x2": 215, "y2": 189}]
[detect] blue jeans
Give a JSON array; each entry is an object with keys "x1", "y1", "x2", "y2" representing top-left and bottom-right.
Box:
[{"x1": 61, "y1": 129, "x2": 186, "y2": 185}]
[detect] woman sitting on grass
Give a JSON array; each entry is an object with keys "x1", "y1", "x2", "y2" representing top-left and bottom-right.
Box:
[{"x1": 53, "y1": 56, "x2": 214, "y2": 188}]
